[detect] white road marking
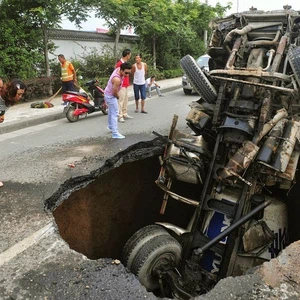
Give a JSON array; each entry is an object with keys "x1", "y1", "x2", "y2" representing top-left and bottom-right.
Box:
[{"x1": 0, "y1": 223, "x2": 54, "y2": 267}]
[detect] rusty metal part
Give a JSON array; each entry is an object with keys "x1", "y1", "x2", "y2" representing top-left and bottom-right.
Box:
[
  {"x1": 247, "y1": 48, "x2": 267, "y2": 69},
  {"x1": 210, "y1": 68, "x2": 291, "y2": 82},
  {"x1": 160, "y1": 178, "x2": 172, "y2": 214},
  {"x1": 156, "y1": 181, "x2": 199, "y2": 207},
  {"x1": 186, "y1": 109, "x2": 211, "y2": 130},
  {"x1": 224, "y1": 22, "x2": 283, "y2": 44},
  {"x1": 211, "y1": 75, "x2": 295, "y2": 94},
  {"x1": 218, "y1": 140, "x2": 259, "y2": 181},
  {"x1": 225, "y1": 38, "x2": 242, "y2": 70},
  {"x1": 260, "y1": 149, "x2": 300, "y2": 182},
  {"x1": 271, "y1": 120, "x2": 300, "y2": 172},
  {"x1": 247, "y1": 29, "x2": 281, "y2": 47},
  {"x1": 278, "y1": 150, "x2": 300, "y2": 181},
  {"x1": 158, "y1": 115, "x2": 179, "y2": 214},
  {"x1": 242, "y1": 220, "x2": 275, "y2": 253},
  {"x1": 257, "y1": 93, "x2": 272, "y2": 134},
  {"x1": 252, "y1": 108, "x2": 288, "y2": 144},
  {"x1": 270, "y1": 35, "x2": 288, "y2": 73},
  {"x1": 256, "y1": 118, "x2": 289, "y2": 164}
]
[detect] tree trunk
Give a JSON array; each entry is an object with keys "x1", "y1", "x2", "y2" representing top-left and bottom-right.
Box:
[
  {"x1": 42, "y1": 23, "x2": 53, "y2": 96},
  {"x1": 114, "y1": 26, "x2": 121, "y2": 63},
  {"x1": 153, "y1": 35, "x2": 156, "y2": 70}
]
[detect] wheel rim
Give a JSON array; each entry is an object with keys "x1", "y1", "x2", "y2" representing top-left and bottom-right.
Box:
[
  {"x1": 66, "y1": 106, "x2": 79, "y2": 122},
  {"x1": 121, "y1": 225, "x2": 168, "y2": 270},
  {"x1": 146, "y1": 252, "x2": 177, "y2": 279},
  {"x1": 131, "y1": 234, "x2": 182, "y2": 291}
]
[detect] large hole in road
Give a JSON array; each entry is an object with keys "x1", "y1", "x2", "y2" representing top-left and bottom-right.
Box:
[
  {"x1": 45, "y1": 137, "x2": 300, "y2": 298},
  {"x1": 45, "y1": 138, "x2": 197, "y2": 260}
]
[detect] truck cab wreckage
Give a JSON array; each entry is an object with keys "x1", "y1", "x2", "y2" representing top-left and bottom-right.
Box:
[{"x1": 121, "y1": 7, "x2": 300, "y2": 299}]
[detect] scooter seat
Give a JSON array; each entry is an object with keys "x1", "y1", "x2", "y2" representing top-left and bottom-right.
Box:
[{"x1": 65, "y1": 90, "x2": 88, "y2": 98}]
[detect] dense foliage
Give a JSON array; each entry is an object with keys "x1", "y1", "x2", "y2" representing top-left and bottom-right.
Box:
[{"x1": 0, "y1": 0, "x2": 231, "y2": 99}]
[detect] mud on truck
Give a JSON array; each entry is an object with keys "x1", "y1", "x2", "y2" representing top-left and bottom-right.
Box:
[{"x1": 121, "y1": 7, "x2": 300, "y2": 299}]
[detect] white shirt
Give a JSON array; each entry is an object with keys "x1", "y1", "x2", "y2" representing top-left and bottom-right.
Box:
[
  {"x1": 146, "y1": 78, "x2": 157, "y2": 87},
  {"x1": 133, "y1": 63, "x2": 146, "y2": 85}
]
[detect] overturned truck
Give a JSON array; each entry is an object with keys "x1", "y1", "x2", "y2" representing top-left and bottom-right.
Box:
[{"x1": 121, "y1": 7, "x2": 300, "y2": 299}]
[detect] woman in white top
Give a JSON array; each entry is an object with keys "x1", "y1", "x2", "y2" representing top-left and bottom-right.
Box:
[{"x1": 132, "y1": 54, "x2": 148, "y2": 113}]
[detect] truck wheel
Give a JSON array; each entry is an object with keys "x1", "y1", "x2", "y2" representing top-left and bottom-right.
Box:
[
  {"x1": 130, "y1": 234, "x2": 182, "y2": 292},
  {"x1": 121, "y1": 225, "x2": 168, "y2": 270},
  {"x1": 180, "y1": 55, "x2": 217, "y2": 103},
  {"x1": 66, "y1": 106, "x2": 79, "y2": 122},
  {"x1": 288, "y1": 46, "x2": 300, "y2": 86}
]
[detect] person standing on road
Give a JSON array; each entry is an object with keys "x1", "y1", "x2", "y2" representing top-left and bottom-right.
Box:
[
  {"x1": 58, "y1": 54, "x2": 77, "y2": 93},
  {"x1": 104, "y1": 62, "x2": 132, "y2": 139},
  {"x1": 115, "y1": 49, "x2": 133, "y2": 123},
  {"x1": 0, "y1": 78, "x2": 26, "y2": 187},
  {"x1": 132, "y1": 54, "x2": 148, "y2": 114},
  {"x1": 146, "y1": 76, "x2": 164, "y2": 98}
]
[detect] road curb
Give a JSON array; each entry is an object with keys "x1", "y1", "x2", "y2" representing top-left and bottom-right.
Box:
[
  {"x1": 0, "y1": 85, "x2": 181, "y2": 135},
  {"x1": 0, "y1": 112, "x2": 65, "y2": 135}
]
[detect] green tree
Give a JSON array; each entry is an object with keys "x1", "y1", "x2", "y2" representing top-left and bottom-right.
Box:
[
  {"x1": 0, "y1": 0, "x2": 231, "y2": 94},
  {"x1": 131, "y1": 0, "x2": 180, "y2": 69},
  {"x1": 132, "y1": 0, "x2": 230, "y2": 70},
  {"x1": 0, "y1": 0, "x2": 90, "y2": 90},
  {"x1": 88, "y1": 0, "x2": 137, "y2": 60}
]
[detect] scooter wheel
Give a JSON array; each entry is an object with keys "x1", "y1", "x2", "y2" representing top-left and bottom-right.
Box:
[
  {"x1": 101, "y1": 107, "x2": 108, "y2": 115},
  {"x1": 66, "y1": 106, "x2": 79, "y2": 122}
]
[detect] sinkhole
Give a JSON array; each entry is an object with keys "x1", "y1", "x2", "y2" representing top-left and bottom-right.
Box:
[
  {"x1": 44, "y1": 138, "x2": 300, "y2": 298},
  {"x1": 45, "y1": 138, "x2": 198, "y2": 260}
]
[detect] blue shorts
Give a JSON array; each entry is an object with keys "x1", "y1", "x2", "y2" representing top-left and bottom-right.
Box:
[{"x1": 133, "y1": 84, "x2": 146, "y2": 100}]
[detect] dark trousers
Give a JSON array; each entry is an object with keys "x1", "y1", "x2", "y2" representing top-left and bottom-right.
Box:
[{"x1": 62, "y1": 80, "x2": 76, "y2": 93}]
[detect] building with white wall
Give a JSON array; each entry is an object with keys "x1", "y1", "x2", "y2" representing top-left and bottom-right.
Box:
[{"x1": 48, "y1": 29, "x2": 138, "y2": 60}]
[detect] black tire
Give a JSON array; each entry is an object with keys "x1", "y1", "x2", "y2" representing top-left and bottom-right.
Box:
[
  {"x1": 101, "y1": 104, "x2": 108, "y2": 115},
  {"x1": 288, "y1": 46, "x2": 300, "y2": 86},
  {"x1": 180, "y1": 55, "x2": 217, "y2": 103},
  {"x1": 131, "y1": 234, "x2": 182, "y2": 292},
  {"x1": 66, "y1": 106, "x2": 79, "y2": 122},
  {"x1": 121, "y1": 225, "x2": 169, "y2": 270},
  {"x1": 183, "y1": 88, "x2": 192, "y2": 95}
]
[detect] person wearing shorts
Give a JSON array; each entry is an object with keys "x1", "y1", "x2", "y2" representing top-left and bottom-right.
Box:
[{"x1": 132, "y1": 54, "x2": 148, "y2": 114}]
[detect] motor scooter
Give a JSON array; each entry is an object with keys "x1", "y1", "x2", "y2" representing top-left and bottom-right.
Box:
[{"x1": 62, "y1": 79, "x2": 108, "y2": 123}]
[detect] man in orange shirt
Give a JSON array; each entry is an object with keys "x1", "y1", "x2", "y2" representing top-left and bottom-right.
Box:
[
  {"x1": 115, "y1": 49, "x2": 133, "y2": 122},
  {"x1": 58, "y1": 54, "x2": 77, "y2": 92}
]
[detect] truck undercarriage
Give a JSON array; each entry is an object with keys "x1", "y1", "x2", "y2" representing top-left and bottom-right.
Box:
[{"x1": 122, "y1": 7, "x2": 300, "y2": 299}]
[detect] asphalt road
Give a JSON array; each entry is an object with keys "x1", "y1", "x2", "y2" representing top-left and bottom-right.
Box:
[
  {"x1": 0, "y1": 88, "x2": 198, "y2": 299},
  {"x1": 2, "y1": 87, "x2": 299, "y2": 300}
]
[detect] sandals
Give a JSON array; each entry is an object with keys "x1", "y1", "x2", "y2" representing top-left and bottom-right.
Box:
[{"x1": 135, "y1": 109, "x2": 148, "y2": 114}]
